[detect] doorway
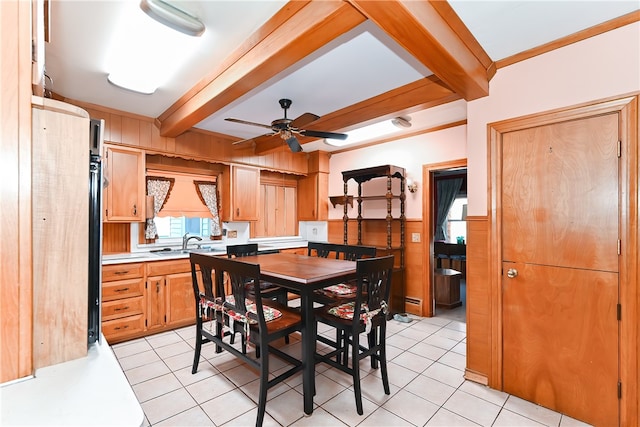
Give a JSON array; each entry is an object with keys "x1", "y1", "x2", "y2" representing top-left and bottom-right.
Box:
[{"x1": 421, "y1": 159, "x2": 466, "y2": 319}]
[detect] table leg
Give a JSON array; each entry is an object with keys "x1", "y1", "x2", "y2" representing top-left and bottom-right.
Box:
[{"x1": 301, "y1": 290, "x2": 315, "y2": 415}]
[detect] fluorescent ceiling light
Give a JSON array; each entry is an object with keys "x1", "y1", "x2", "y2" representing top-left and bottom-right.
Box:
[
  {"x1": 140, "y1": 0, "x2": 205, "y2": 37},
  {"x1": 325, "y1": 120, "x2": 403, "y2": 147},
  {"x1": 106, "y1": 2, "x2": 203, "y2": 94}
]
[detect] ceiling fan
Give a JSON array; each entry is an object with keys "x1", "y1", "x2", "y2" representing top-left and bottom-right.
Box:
[{"x1": 225, "y1": 98, "x2": 348, "y2": 152}]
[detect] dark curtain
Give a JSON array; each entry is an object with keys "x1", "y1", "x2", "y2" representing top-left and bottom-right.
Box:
[{"x1": 435, "y1": 178, "x2": 463, "y2": 241}]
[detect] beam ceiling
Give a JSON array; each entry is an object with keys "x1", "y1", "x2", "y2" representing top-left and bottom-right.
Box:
[{"x1": 157, "y1": 0, "x2": 493, "y2": 150}]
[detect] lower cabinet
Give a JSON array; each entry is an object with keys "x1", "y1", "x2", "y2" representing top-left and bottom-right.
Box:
[
  {"x1": 102, "y1": 259, "x2": 196, "y2": 344},
  {"x1": 102, "y1": 263, "x2": 146, "y2": 343}
]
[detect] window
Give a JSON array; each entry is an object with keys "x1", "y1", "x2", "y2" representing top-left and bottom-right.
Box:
[
  {"x1": 446, "y1": 197, "x2": 467, "y2": 244},
  {"x1": 155, "y1": 216, "x2": 212, "y2": 240}
]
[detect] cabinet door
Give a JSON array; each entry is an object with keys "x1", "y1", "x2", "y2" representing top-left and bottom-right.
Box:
[
  {"x1": 283, "y1": 186, "x2": 297, "y2": 236},
  {"x1": 146, "y1": 276, "x2": 166, "y2": 331},
  {"x1": 166, "y1": 272, "x2": 196, "y2": 327},
  {"x1": 232, "y1": 165, "x2": 259, "y2": 220},
  {"x1": 104, "y1": 145, "x2": 144, "y2": 222},
  {"x1": 297, "y1": 172, "x2": 327, "y2": 220}
]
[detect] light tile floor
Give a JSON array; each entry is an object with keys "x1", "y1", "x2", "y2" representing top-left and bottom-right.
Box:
[{"x1": 112, "y1": 303, "x2": 592, "y2": 427}]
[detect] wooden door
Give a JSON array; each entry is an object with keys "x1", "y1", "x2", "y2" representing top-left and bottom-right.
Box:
[
  {"x1": 166, "y1": 272, "x2": 196, "y2": 326},
  {"x1": 501, "y1": 113, "x2": 619, "y2": 426},
  {"x1": 146, "y1": 276, "x2": 166, "y2": 331}
]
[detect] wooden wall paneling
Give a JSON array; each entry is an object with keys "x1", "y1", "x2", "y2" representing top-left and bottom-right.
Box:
[
  {"x1": 102, "y1": 223, "x2": 131, "y2": 254},
  {"x1": 108, "y1": 113, "x2": 122, "y2": 143},
  {"x1": 121, "y1": 116, "x2": 139, "y2": 146},
  {"x1": 0, "y1": 0, "x2": 33, "y2": 383},
  {"x1": 464, "y1": 215, "x2": 490, "y2": 384},
  {"x1": 404, "y1": 220, "x2": 424, "y2": 312},
  {"x1": 138, "y1": 120, "x2": 152, "y2": 148}
]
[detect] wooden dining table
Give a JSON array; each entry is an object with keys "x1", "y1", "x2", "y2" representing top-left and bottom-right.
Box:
[{"x1": 238, "y1": 252, "x2": 357, "y2": 415}]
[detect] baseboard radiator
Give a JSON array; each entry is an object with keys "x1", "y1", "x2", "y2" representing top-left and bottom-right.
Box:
[{"x1": 404, "y1": 297, "x2": 422, "y2": 315}]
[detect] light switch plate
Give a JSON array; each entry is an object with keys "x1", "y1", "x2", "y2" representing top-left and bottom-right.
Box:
[{"x1": 411, "y1": 232, "x2": 421, "y2": 243}]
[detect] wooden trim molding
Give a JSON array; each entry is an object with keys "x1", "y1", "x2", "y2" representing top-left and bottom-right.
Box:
[
  {"x1": 488, "y1": 94, "x2": 638, "y2": 425},
  {"x1": 496, "y1": 10, "x2": 640, "y2": 69}
]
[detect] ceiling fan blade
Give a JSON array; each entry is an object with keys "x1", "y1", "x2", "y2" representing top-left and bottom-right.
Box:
[
  {"x1": 285, "y1": 135, "x2": 303, "y2": 153},
  {"x1": 225, "y1": 118, "x2": 273, "y2": 130},
  {"x1": 291, "y1": 112, "x2": 320, "y2": 129},
  {"x1": 232, "y1": 133, "x2": 274, "y2": 145},
  {"x1": 300, "y1": 129, "x2": 348, "y2": 140}
]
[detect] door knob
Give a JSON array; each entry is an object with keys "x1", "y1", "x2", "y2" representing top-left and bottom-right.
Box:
[{"x1": 506, "y1": 268, "x2": 518, "y2": 278}]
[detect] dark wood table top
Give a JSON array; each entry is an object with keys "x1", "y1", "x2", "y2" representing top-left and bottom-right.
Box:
[{"x1": 238, "y1": 252, "x2": 356, "y2": 290}]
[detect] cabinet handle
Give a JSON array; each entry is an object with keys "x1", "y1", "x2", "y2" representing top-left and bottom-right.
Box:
[
  {"x1": 133, "y1": 204, "x2": 137, "y2": 215},
  {"x1": 236, "y1": 208, "x2": 240, "y2": 216},
  {"x1": 114, "y1": 306, "x2": 129, "y2": 311},
  {"x1": 114, "y1": 287, "x2": 130, "y2": 292},
  {"x1": 114, "y1": 325, "x2": 130, "y2": 331},
  {"x1": 114, "y1": 270, "x2": 129, "y2": 275},
  {"x1": 156, "y1": 282, "x2": 160, "y2": 293}
]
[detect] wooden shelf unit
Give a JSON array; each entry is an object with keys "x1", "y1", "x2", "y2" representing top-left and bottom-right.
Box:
[{"x1": 341, "y1": 165, "x2": 406, "y2": 314}]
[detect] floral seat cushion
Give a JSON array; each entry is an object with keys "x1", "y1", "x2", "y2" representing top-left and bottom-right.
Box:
[
  {"x1": 316, "y1": 282, "x2": 357, "y2": 298},
  {"x1": 199, "y1": 294, "x2": 282, "y2": 324},
  {"x1": 327, "y1": 300, "x2": 388, "y2": 333}
]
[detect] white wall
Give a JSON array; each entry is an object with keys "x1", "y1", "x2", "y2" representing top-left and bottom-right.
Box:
[
  {"x1": 467, "y1": 22, "x2": 640, "y2": 216},
  {"x1": 328, "y1": 124, "x2": 467, "y2": 220}
]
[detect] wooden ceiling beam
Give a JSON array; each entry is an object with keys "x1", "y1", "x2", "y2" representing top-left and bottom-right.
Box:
[
  {"x1": 253, "y1": 76, "x2": 461, "y2": 155},
  {"x1": 348, "y1": 0, "x2": 492, "y2": 101},
  {"x1": 158, "y1": 1, "x2": 366, "y2": 138}
]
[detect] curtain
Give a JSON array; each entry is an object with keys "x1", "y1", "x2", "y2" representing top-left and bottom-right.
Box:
[
  {"x1": 145, "y1": 177, "x2": 174, "y2": 239},
  {"x1": 194, "y1": 181, "x2": 222, "y2": 239},
  {"x1": 435, "y1": 177, "x2": 463, "y2": 242}
]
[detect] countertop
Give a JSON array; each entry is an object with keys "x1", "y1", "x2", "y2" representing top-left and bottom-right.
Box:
[
  {"x1": 1, "y1": 336, "x2": 144, "y2": 426},
  {"x1": 102, "y1": 239, "x2": 309, "y2": 265}
]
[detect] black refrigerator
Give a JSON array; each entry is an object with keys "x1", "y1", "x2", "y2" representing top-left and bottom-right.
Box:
[{"x1": 88, "y1": 118, "x2": 105, "y2": 344}]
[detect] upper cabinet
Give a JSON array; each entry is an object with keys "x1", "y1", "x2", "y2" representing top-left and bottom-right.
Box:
[
  {"x1": 297, "y1": 172, "x2": 328, "y2": 220},
  {"x1": 298, "y1": 151, "x2": 330, "y2": 221},
  {"x1": 230, "y1": 165, "x2": 259, "y2": 221},
  {"x1": 104, "y1": 144, "x2": 145, "y2": 222}
]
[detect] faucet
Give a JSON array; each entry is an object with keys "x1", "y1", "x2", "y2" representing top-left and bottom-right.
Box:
[{"x1": 182, "y1": 233, "x2": 202, "y2": 250}]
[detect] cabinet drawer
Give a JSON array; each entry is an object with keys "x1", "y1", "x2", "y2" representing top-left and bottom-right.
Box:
[
  {"x1": 146, "y1": 258, "x2": 191, "y2": 276},
  {"x1": 102, "y1": 296, "x2": 144, "y2": 321},
  {"x1": 103, "y1": 314, "x2": 145, "y2": 342},
  {"x1": 102, "y1": 262, "x2": 144, "y2": 281},
  {"x1": 102, "y1": 278, "x2": 144, "y2": 301}
]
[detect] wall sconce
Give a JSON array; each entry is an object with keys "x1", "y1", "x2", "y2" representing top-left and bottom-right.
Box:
[{"x1": 406, "y1": 178, "x2": 418, "y2": 193}]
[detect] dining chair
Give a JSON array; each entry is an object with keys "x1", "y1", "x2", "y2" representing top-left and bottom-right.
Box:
[
  {"x1": 227, "y1": 244, "x2": 291, "y2": 350},
  {"x1": 314, "y1": 255, "x2": 394, "y2": 415},
  {"x1": 309, "y1": 242, "x2": 377, "y2": 303},
  {"x1": 189, "y1": 253, "x2": 303, "y2": 427}
]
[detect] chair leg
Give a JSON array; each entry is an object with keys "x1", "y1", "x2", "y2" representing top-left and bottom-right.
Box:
[
  {"x1": 379, "y1": 324, "x2": 390, "y2": 395},
  {"x1": 215, "y1": 321, "x2": 223, "y2": 354},
  {"x1": 351, "y1": 332, "x2": 363, "y2": 415},
  {"x1": 256, "y1": 343, "x2": 269, "y2": 427},
  {"x1": 277, "y1": 293, "x2": 290, "y2": 344},
  {"x1": 368, "y1": 329, "x2": 378, "y2": 369},
  {"x1": 192, "y1": 324, "x2": 202, "y2": 374}
]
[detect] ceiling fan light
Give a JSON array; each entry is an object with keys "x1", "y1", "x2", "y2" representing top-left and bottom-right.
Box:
[{"x1": 140, "y1": 0, "x2": 205, "y2": 37}]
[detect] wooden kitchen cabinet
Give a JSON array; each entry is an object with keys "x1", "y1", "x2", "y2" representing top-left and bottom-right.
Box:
[
  {"x1": 297, "y1": 172, "x2": 328, "y2": 220},
  {"x1": 257, "y1": 184, "x2": 297, "y2": 237},
  {"x1": 230, "y1": 165, "x2": 260, "y2": 220},
  {"x1": 146, "y1": 259, "x2": 196, "y2": 332},
  {"x1": 102, "y1": 262, "x2": 146, "y2": 344},
  {"x1": 104, "y1": 144, "x2": 145, "y2": 222}
]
